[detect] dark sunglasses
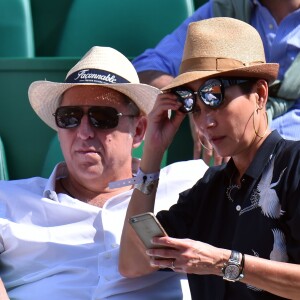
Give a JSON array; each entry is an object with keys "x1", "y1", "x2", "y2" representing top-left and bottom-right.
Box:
[
  {"x1": 53, "y1": 106, "x2": 137, "y2": 129},
  {"x1": 172, "y1": 78, "x2": 255, "y2": 113}
]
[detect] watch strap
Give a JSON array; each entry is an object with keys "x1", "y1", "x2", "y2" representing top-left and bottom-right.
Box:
[
  {"x1": 135, "y1": 179, "x2": 159, "y2": 195},
  {"x1": 134, "y1": 169, "x2": 160, "y2": 195},
  {"x1": 222, "y1": 250, "x2": 245, "y2": 282},
  {"x1": 108, "y1": 168, "x2": 160, "y2": 189},
  {"x1": 229, "y1": 250, "x2": 241, "y2": 264}
]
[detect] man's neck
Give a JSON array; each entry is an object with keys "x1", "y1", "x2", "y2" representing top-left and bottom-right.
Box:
[
  {"x1": 84, "y1": 186, "x2": 132, "y2": 208},
  {"x1": 57, "y1": 174, "x2": 133, "y2": 208},
  {"x1": 260, "y1": 0, "x2": 300, "y2": 24}
]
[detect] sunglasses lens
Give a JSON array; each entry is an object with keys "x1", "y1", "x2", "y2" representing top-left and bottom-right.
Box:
[
  {"x1": 54, "y1": 106, "x2": 120, "y2": 129},
  {"x1": 172, "y1": 88, "x2": 196, "y2": 113},
  {"x1": 89, "y1": 107, "x2": 119, "y2": 129},
  {"x1": 199, "y1": 79, "x2": 223, "y2": 108},
  {"x1": 55, "y1": 107, "x2": 82, "y2": 128}
]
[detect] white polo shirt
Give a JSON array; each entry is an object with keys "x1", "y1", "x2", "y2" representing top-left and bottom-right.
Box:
[{"x1": 0, "y1": 160, "x2": 207, "y2": 300}]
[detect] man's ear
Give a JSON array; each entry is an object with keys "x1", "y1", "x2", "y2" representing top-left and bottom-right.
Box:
[
  {"x1": 132, "y1": 116, "x2": 147, "y2": 149},
  {"x1": 255, "y1": 79, "x2": 268, "y2": 108}
]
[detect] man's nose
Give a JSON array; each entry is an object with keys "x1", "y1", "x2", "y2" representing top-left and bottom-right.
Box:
[{"x1": 76, "y1": 114, "x2": 95, "y2": 139}]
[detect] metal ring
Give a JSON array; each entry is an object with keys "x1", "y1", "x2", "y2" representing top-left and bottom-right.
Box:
[{"x1": 171, "y1": 260, "x2": 176, "y2": 269}]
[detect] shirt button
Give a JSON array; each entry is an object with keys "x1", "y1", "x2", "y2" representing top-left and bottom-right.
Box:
[
  {"x1": 236, "y1": 205, "x2": 241, "y2": 212},
  {"x1": 48, "y1": 191, "x2": 56, "y2": 200},
  {"x1": 104, "y1": 252, "x2": 111, "y2": 259},
  {"x1": 269, "y1": 23, "x2": 274, "y2": 30},
  {"x1": 111, "y1": 243, "x2": 118, "y2": 249}
]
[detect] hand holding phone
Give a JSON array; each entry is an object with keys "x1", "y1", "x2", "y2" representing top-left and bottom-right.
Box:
[{"x1": 129, "y1": 212, "x2": 168, "y2": 249}]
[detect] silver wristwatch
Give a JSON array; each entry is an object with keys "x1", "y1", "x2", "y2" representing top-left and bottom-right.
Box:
[{"x1": 222, "y1": 250, "x2": 244, "y2": 282}]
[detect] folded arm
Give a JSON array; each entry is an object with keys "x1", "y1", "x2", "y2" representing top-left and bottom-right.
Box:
[{"x1": 146, "y1": 237, "x2": 300, "y2": 300}]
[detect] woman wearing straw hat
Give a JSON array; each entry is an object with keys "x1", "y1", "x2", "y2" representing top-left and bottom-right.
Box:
[
  {"x1": 134, "y1": 0, "x2": 300, "y2": 167},
  {"x1": 119, "y1": 17, "x2": 300, "y2": 299}
]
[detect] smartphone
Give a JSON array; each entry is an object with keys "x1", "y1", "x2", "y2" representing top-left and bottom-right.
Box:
[{"x1": 129, "y1": 212, "x2": 168, "y2": 249}]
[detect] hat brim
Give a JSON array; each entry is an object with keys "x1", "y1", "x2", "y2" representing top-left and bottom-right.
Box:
[
  {"x1": 29, "y1": 81, "x2": 160, "y2": 131},
  {"x1": 162, "y1": 63, "x2": 279, "y2": 91}
]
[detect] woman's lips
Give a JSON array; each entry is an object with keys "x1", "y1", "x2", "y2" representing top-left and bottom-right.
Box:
[{"x1": 210, "y1": 135, "x2": 225, "y2": 146}]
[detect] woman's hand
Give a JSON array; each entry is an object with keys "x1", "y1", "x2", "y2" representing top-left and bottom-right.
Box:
[
  {"x1": 147, "y1": 236, "x2": 300, "y2": 300},
  {"x1": 143, "y1": 92, "x2": 186, "y2": 158},
  {"x1": 146, "y1": 236, "x2": 227, "y2": 276}
]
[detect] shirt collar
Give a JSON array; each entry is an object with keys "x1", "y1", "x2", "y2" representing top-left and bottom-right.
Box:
[
  {"x1": 246, "y1": 130, "x2": 283, "y2": 179},
  {"x1": 43, "y1": 162, "x2": 69, "y2": 200},
  {"x1": 225, "y1": 130, "x2": 283, "y2": 180},
  {"x1": 42, "y1": 159, "x2": 140, "y2": 201}
]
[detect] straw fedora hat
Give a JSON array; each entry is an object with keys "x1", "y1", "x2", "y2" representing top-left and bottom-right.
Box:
[
  {"x1": 29, "y1": 46, "x2": 160, "y2": 130},
  {"x1": 162, "y1": 17, "x2": 279, "y2": 91}
]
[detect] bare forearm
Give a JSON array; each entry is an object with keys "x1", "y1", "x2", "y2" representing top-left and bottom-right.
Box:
[
  {"x1": 242, "y1": 255, "x2": 300, "y2": 299},
  {"x1": 204, "y1": 249, "x2": 300, "y2": 299},
  {"x1": 120, "y1": 91, "x2": 183, "y2": 277},
  {"x1": 119, "y1": 142, "x2": 165, "y2": 276},
  {"x1": 146, "y1": 237, "x2": 300, "y2": 299},
  {"x1": 119, "y1": 183, "x2": 159, "y2": 277}
]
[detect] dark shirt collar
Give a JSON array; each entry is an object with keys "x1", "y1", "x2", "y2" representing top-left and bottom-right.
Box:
[{"x1": 225, "y1": 130, "x2": 283, "y2": 180}]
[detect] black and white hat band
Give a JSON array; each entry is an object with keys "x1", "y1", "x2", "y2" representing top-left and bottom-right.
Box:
[{"x1": 65, "y1": 68, "x2": 130, "y2": 84}]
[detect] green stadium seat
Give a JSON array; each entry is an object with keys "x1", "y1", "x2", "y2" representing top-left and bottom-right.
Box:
[
  {"x1": 0, "y1": 136, "x2": 9, "y2": 180},
  {"x1": 30, "y1": 0, "x2": 73, "y2": 56},
  {"x1": 55, "y1": 0, "x2": 194, "y2": 59},
  {"x1": 41, "y1": 134, "x2": 168, "y2": 178},
  {"x1": 41, "y1": 134, "x2": 64, "y2": 178},
  {"x1": 0, "y1": 0, "x2": 34, "y2": 57},
  {"x1": 0, "y1": 57, "x2": 78, "y2": 180}
]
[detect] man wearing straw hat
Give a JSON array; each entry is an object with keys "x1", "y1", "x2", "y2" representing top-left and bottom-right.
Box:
[
  {"x1": 0, "y1": 46, "x2": 207, "y2": 299},
  {"x1": 120, "y1": 17, "x2": 300, "y2": 299}
]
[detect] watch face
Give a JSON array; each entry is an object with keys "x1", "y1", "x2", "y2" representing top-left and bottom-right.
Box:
[{"x1": 224, "y1": 264, "x2": 240, "y2": 280}]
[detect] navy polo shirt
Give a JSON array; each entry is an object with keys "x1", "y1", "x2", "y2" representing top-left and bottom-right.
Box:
[{"x1": 157, "y1": 130, "x2": 300, "y2": 299}]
